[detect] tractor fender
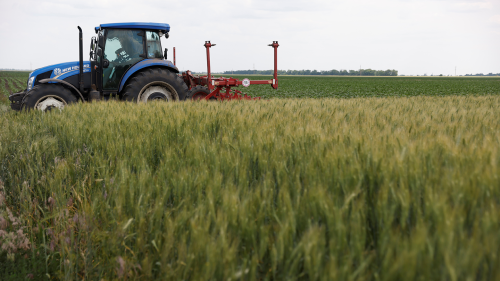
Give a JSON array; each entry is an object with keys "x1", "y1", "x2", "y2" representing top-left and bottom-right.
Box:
[
  {"x1": 39, "y1": 78, "x2": 85, "y2": 102},
  {"x1": 119, "y1": 59, "x2": 178, "y2": 92}
]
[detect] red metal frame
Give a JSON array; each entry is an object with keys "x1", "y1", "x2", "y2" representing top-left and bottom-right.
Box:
[
  {"x1": 269, "y1": 41, "x2": 279, "y2": 90},
  {"x1": 181, "y1": 41, "x2": 279, "y2": 101}
]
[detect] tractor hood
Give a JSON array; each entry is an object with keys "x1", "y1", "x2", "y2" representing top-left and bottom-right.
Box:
[{"x1": 30, "y1": 61, "x2": 91, "y2": 80}]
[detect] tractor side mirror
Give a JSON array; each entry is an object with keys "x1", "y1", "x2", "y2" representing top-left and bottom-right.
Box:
[
  {"x1": 164, "y1": 48, "x2": 168, "y2": 60},
  {"x1": 103, "y1": 59, "x2": 109, "y2": 68},
  {"x1": 98, "y1": 35, "x2": 105, "y2": 49}
]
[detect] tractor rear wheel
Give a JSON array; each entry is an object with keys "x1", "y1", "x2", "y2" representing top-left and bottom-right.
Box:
[
  {"x1": 186, "y1": 86, "x2": 215, "y2": 101},
  {"x1": 121, "y1": 68, "x2": 188, "y2": 102},
  {"x1": 23, "y1": 84, "x2": 77, "y2": 111}
]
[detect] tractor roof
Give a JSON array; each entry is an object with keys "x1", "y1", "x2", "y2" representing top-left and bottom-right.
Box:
[{"x1": 94, "y1": 22, "x2": 170, "y2": 33}]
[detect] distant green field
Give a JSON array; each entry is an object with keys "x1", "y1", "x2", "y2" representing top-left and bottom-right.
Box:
[
  {"x1": 223, "y1": 75, "x2": 500, "y2": 99},
  {"x1": 1, "y1": 72, "x2": 499, "y2": 108},
  {"x1": 0, "y1": 71, "x2": 29, "y2": 106}
]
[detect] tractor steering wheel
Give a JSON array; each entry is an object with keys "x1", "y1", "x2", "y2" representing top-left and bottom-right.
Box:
[{"x1": 114, "y1": 48, "x2": 129, "y2": 65}]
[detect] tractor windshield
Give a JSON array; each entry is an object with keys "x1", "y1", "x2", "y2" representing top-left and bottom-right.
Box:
[
  {"x1": 103, "y1": 29, "x2": 144, "y2": 90},
  {"x1": 146, "y1": 31, "x2": 163, "y2": 59}
]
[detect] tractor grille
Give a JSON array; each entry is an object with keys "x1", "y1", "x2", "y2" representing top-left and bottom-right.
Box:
[{"x1": 34, "y1": 70, "x2": 52, "y2": 86}]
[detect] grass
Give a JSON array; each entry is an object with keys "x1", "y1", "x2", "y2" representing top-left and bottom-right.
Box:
[{"x1": 1, "y1": 97, "x2": 499, "y2": 280}]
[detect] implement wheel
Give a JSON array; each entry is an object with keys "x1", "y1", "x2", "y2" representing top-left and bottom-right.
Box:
[
  {"x1": 187, "y1": 86, "x2": 215, "y2": 101},
  {"x1": 121, "y1": 67, "x2": 188, "y2": 102},
  {"x1": 23, "y1": 84, "x2": 77, "y2": 111}
]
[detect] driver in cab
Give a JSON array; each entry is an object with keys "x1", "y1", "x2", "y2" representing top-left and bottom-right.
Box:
[{"x1": 103, "y1": 30, "x2": 144, "y2": 89}]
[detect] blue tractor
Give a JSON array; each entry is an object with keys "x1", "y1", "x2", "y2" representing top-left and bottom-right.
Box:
[{"x1": 9, "y1": 22, "x2": 188, "y2": 111}]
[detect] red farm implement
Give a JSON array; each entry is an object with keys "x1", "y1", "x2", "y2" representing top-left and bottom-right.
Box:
[{"x1": 181, "y1": 41, "x2": 279, "y2": 101}]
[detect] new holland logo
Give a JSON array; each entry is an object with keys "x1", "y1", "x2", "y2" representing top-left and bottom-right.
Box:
[{"x1": 54, "y1": 68, "x2": 62, "y2": 76}]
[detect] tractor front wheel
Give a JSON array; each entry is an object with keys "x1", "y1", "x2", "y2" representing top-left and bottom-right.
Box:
[
  {"x1": 121, "y1": 68, "x2": 188, "y2": 102},
  {"x1": 23, "y1": 84, "x2": 77, "y2": 111}
]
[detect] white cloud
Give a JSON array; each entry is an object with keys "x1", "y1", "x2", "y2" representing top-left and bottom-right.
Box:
[
  {"x1": 491, "y1": 15, "x2": 500, "y2": 24},
  {"x1": 453, "y1": 0, "x2": 495, "y2": 12}
]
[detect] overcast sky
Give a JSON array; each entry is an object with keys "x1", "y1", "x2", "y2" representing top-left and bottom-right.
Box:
[{"x1": 0, "y1": 0, "x2": 499, "y2": 75}]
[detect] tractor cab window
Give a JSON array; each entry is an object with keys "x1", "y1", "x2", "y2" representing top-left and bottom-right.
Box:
[
  {"x1": 146, "y1": 31, "x2": 163, "y2": 59},
  {"x1": 102, "y1": 29, "x2": 144, "y2": 90}
]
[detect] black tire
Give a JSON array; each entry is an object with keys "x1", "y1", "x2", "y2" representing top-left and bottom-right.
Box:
[
  {"x1": 23, "y1": 84, "x2": 77, "y2": 111},
  {"x1": 186, "y1": 86, "x2": 216, "y2": 100},
  {"x1": 121, "y1": 67, "x2": 188, "y2": 102}
]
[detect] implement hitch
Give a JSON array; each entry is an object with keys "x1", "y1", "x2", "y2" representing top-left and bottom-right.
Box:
[{"x1": 182, "y1": 41, "x2": 279, "y2": 100}]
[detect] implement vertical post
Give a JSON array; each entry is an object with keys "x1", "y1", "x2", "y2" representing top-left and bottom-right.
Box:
[
  {"x1": 204, "y1": 41, "x2": 215, "y2": 90},
  {"x1": 268, "y1": 41, "x2": 279, "y2": 89}
]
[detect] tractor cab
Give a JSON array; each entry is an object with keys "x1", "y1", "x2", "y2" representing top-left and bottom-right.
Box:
[{"x1": 91, "y1": 22, "x2": 175, "y2": 94}]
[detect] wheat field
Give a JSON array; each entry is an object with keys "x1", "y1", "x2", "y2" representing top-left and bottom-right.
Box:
[{"x1": 1, "y1": 97, "x2": 499, "y2": 280}]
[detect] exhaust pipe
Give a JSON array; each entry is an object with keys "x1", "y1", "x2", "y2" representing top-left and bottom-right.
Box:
[{"x1": 77, "y1": 26, "x2": 84, "y2": 93}]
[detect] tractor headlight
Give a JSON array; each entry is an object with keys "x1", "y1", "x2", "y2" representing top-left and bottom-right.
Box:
[{"x1": 27, "y1": 76, "x2": 35, "y2": 91}]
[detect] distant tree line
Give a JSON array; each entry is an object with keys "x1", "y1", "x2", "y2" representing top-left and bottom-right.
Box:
[
  {"x1": 465, "y1": 73, "x2": 500, "y2": 76},
  {"x1": 222, "y1": 69, "x2": 398, "y2": 76}
]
